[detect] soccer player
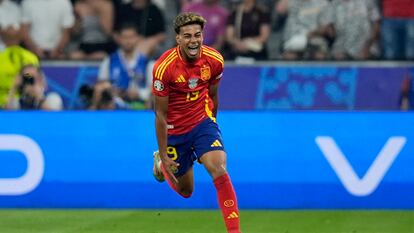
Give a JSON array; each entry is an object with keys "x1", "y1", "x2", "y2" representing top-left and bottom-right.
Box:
[{"x1": 152, "y1": 12, "x2": 241, "y2": 233}]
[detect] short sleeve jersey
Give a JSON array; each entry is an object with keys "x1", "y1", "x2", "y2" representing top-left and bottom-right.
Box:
[{"x1": 152, "y1": 45, "x2": 224, "y2": 135}]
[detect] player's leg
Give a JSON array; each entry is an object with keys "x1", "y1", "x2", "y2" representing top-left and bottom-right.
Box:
[
  {"x1": 193, "y1": 119, "x2": 241, "y2": 233},
  {"x1": 199, "y1": 150, "x2": 226, "y2": 179},
  {"x1": 161, "y1": 164, "x2": 194, "y2": 198},
  {"x1": 153, "y1": 135, "x2": 196, "y2": 198},
  {"x1": 200, "y1": 151, "x2": 241, "y2": 233}
]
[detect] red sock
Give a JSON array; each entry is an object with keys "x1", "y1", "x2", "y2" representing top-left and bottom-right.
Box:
[
  {"x1": 160, "y1": 164, "x2": 191, "y2": 198},
  {"x1": 214, "y1": 173, "x2": 241, "y2": 233}
]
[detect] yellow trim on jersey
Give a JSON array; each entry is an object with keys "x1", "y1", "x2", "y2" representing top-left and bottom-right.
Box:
[
  {"x1": 155, "y1": 50, "x2": 178, "y2": 80},
  {"x1": 202, "y1": 45, "x2": 222, "y2": 56},
  {"x1": 155, "y1": 50, "x2": 177, "y2": 79},
  {"x1": 155, "y1": 49, "x2": 177, "y2": 77},
  {"x1": 202, "y1": 47, "x2": 224, "y2": 64},
  {"x1": 203, "y1": 47, "x2": 224, "y2": 61},
  {"x1": 205, "y1": 95, "x2": 216, "y2": 122},
  {"x1": 157, "y1": 54, "x2": 178, "y2": 80},
  {"x1": 202, "y1": 51, "x2": 224, "y2": 67},
  {"x1": 177, "y1": 45, "x2": 184, "y2": 61}
]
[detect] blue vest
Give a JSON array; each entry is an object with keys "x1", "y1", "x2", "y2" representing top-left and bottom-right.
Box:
[{"x1": 109, "y1": 50, "x2": 148, "y2": 90}]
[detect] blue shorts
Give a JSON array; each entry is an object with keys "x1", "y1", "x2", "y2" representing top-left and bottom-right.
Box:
[{"x1": 167, "y1": 118, "x2": 225, "y2": 177}]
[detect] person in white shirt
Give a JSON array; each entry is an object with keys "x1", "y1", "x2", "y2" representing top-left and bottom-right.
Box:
[
  {"x1": 21, "y1": 0, "x2": 75, "y2": 59},
  {"x1": 0, "y1": 0, "x2": 21, "y2": 51}
]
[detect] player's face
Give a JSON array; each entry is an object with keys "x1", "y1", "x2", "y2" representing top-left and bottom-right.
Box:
[{"x1": 176, "y1": 24, "x2": 203, "y2": 62}]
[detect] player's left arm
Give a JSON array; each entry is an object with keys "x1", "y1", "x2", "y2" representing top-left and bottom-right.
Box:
[{"x1": 209, "y1": 82, "x2": 219, "y2": 118}]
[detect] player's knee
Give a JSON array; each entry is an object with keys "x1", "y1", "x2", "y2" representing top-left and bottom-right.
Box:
[{"x1": 209, "y1": 165, "x2": 227, "y2": 180}]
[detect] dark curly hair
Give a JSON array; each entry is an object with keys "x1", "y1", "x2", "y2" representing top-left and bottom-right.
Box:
[{"x1": 173, "y1": 12, "x2": 207, "y2": 34}]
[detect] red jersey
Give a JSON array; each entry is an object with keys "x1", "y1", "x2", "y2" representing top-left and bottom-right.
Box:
[{"x1": 152, "y1": 45, "x2": 224, "y2": 135}]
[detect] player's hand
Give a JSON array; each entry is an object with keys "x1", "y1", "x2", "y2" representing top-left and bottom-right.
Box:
[{"x1": 160, "y1": 154, "x2": 179, "y2": 184}]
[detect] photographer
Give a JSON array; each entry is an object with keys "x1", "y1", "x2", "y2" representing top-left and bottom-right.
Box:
[
  {"x1": 17, "y1": 72, "x2": 45, "y2": 109},
  {"x1": 78, "y1": 80, "x2": 127, "y2": 110},
  {"x1": 7, "y1": 65, "x2": 63, "y2": 110},
  {"x1": 0, "y1": 20, "x2": 39, "y2": 109}
]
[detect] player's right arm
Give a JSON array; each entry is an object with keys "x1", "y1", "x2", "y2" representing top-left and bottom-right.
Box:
[
  {"x1": 154, "y1": 94, "x2": 168, "y2": 158},
  {"x1": 154, "y1": 90, "x2": 179, "y2": 183},
  {"x1": 152, "y1": 48, "x2": 179, "y2": 182}
]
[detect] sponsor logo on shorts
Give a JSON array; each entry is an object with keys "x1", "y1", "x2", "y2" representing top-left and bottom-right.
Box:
[{"x1": 211, "y1": 139, "x2": 223, "y2": 147}]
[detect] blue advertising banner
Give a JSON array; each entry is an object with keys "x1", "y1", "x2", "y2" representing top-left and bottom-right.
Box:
[
  {"x1": 42, "y1": 62, "x2": 413, "y2": 110},
  {"x1": 0, "y1": 111, "x2": 413, "y2": 209}
]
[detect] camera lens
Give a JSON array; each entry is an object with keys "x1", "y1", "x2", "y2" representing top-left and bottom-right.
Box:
[{"x1": 22, "y1": 73, "x2": 35, "y2": 85}]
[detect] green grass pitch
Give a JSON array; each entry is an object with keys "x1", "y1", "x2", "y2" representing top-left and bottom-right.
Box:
[{"x1": 0, "y1": 209, "x2": 413, "y2": 233}]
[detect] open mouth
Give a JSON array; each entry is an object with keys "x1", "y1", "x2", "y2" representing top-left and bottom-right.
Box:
[{"x1": 188, "y1": 45, "x2": 199, "y2": 56}]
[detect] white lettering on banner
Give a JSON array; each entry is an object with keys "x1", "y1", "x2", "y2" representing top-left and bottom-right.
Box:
[
  {"x1": 315, "y1": 136, "x2": 406, "y2": 197},
  {"x1": 0, "y1": 135, "x2": 44, "y2": 195}
]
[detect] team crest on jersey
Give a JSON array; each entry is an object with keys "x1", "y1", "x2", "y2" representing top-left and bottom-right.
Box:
[
  {"x1": 153, "y1": 80, "x2": 164, "y2": 91},
  {"x1": 188, "y1": 78, "x2": 199, "y2": 89},
  {"x1": 200, "y1": 66, "x2": 211, "y2": 81}
]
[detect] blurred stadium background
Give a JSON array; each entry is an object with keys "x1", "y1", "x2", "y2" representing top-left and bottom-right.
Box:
[{"x1": 0, "y1": 61, "x2": 413, "y2": 232}]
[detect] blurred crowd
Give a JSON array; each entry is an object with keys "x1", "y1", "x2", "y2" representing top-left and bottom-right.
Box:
[{"x1": 0, "y1": 0, "x2": 413, "y2": 111}]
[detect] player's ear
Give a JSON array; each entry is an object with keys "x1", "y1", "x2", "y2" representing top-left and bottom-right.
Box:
[{"x1": 175, "y1": 34, "x2": 180, "y2": 44}]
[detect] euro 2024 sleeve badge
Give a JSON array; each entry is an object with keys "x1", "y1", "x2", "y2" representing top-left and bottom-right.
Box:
[{"x1": 154, "y1": 80, "x2": 164, "y2": 91}]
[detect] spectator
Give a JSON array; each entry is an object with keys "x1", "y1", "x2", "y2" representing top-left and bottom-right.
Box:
[
  {"x1": 182, "y1": 0, "x2": 229, "y2": 52},
  {"x1": 97, "y1": 23, "x2": 151, "y2": 110},
  {"x1": 152, "y1": 0, "x2": 180, "y2": 58},
  {"x1": 114, "y1": 0, "x2": 167, "y2": 57},
  {"x1": 0, "y1": 0, "x2": 21, "y2": 51},
  {"x1": 21, "y1": 0, "x2": 75, "y2": 59},
  {"x1": 69, "y1": 0, "x2": 116, "y2": 60},
  {"x1": 7, "y1": 65, "x2": 64, "y2": 110},
  {"x1": 381, "y1": 0, "x2": 414, "y2": 60},
  {"x1": 0, "y1": 22, "x2": 39, "y2": 109},
  {"x1": 328, "y1": 0, "x2": 380, "y2": 60},
  {"x1": 276, "y1": 0, "x2": 331, "y2": 60},
  {"x1": 88, "y1": 80, "x2": 127, "y2": 110},
  {"x1": 225, "y1": 0, "x2": 271, "y2": 61}
]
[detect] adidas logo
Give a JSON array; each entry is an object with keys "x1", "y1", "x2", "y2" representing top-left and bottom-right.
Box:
[
  {"x1": 227, "y1": 211, "x2": 239, "y2": 219},
  {"x1": 211, "y1": 139, "x2": 222, "y2": 147},
  {"x1": 175, "y1": 75, "x2": 186, "y2": 83}
]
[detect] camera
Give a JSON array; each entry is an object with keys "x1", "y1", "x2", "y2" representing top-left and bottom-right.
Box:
[
  {"x1": 18, "y1": 73, "x2": 35, "y2": 94},
  {"x1": 18, "y1": 73, "x2": 40, "y2": 109},
  {"x1": 78, "y1": 82, "x2": 114, "y2": 109},
  {"x1": 100, "y1": 88, "x2": 114, "y2": 106},
  {"x1": 78, "y1": 84, "x2": 94, "y2": 108}
]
